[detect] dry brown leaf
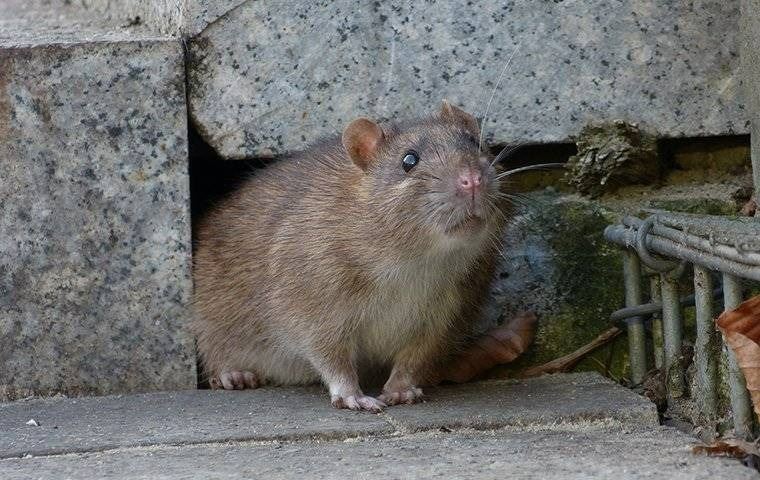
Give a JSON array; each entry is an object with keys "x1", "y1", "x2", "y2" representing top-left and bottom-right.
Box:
[
  {"x1": 716, "y1": 295, "x2": 760, "y2": 416},
  {"x1": 436, "y1": 311, "x2": 537, "y2": 384},
  {"x1": 692, "y1": 438, "x2": 760, "y2": 458},
  {"x1": 740, "y1": 197, "x2": 757, "y2": 217}
]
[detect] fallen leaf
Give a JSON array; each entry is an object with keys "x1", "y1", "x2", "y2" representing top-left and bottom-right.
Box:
[
  {"x1": 435, "y1": 311, "x2": 537, "y2": 384},
  {"x1": 692, "y1": 438, "x2": 760, "y2": 459},
  {"x1": 716, "y1": 295, "x2": 760, "y2": 416},
  {"x1": 740, "y1": 197, "x2": 757, "y2": 217}
]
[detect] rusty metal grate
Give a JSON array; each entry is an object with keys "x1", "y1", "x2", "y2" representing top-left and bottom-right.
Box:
[{"x1": 604, "y1": 209, "x2": 759, "y2": 439}]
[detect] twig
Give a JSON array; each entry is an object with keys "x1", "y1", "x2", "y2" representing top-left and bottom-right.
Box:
[{"x1": 519, "y1": 326, "x2": 622, "y2": 378}]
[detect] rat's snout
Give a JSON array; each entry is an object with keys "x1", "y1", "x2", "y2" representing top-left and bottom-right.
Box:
[{"x1": 456, "y1": 169, "x2": 483, "y2": 196}]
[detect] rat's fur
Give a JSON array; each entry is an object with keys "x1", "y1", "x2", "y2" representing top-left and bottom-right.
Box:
[{"x1": 192, "y1": 103, "x2": 509, "y2": 411}]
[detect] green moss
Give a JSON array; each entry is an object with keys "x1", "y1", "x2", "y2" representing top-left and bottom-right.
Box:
[
  {"x1": 499, "y1": 196, "x2": 630, "y2": 379},
  {"x1": 649, "y1": 198, "x2": 737, "y2": 216},
  {"x1": 566, "y1": 121, "x2": 660, "y2": 198}
]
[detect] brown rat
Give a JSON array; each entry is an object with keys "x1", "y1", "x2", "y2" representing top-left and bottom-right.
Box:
[{"x1": 192, "y1": 101, "x2": 511, "y2": 412}]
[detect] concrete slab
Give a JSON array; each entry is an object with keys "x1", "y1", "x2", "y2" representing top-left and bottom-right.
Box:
[
  {"x1": 740, "y1": 0, "x2": 760, "y2": 200},
  {"x1": 187, "y1": 0, "x2": 745, "y2": 159},
  {"x1": 0, "y1": 38, "x2": 195, "y2": 400},
  {"x1": 0, "y1": 373, "x2": 656, "y2": 459},
  {"x1": 0, "y1": 426, "x2": 754, "y2": 480},
  {"x1": 385, "y1": 373, "x2": 659, "y2": 431},
  {"x1": 0, "y1": 387, "x2": 393, "y2": 459}
]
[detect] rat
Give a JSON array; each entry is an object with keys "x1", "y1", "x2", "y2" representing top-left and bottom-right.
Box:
[{"x1": 192, "y1": 101, "x2": 512, "y2": 412}]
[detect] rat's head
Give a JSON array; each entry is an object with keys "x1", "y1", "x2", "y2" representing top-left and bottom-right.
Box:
[{"x1": 342, "y1": 101, "x2": 505, "y2": 249}]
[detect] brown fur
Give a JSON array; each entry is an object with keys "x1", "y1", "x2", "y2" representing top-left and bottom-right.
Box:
[{"x1": 192, "y1": 103, "x2": 511, "y2": 411}]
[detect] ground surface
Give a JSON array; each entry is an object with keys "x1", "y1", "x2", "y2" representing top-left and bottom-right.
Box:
[{"x1": 0, "y1": 373, "x2": 755, "y2": 479}]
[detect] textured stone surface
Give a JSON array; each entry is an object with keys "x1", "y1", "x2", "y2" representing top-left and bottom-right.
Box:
[
  {"x1": 2, "y1": 374, "x2": 751, "y2": 479},
  {"x1": 740, "y1": 0, "x2": 760, "y2": 199},
  {"x1": 1, "y1": 0, "x2": 211, "y2": 40},
  {"x1": 183, "y1": 0, "x2": 247, "y2": 37},
  {"x1": 188, "y1": 0, "x2": 745, "y2": 159},
  {"x1": 1, "y1": 427, "x2": 755, "y2": 480},
  {"x1": 386, "y1": 373, "x2": 658, "y2": 431},
  {"x1": 0, "y1": 0, "x2": 252, "y2": 39},
  {"x1": 0, "y1": 39, "x2": 195, "y2": 400},
  {"x1": 0, "y1": 373, "x2": 652, "y2": 459},
  {"x1": 0, "y1": 387, "x2": 392, "y2": 458},
  {"x1": 0, "y1": 0, "x2": 162, "y2": 46}
]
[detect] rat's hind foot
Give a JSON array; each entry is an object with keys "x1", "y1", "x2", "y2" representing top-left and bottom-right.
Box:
[
  {"x1": 210, "y1": 370, "x2": 260, "y2": 390},
  {"x1": 331, "y1": 394, "x2": 386, "y2": 413},
  {"x1": 378, "y1": 386, "x2": 424, "y2": 406}
]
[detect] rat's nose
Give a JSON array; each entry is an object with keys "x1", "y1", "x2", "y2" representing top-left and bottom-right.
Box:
[{"x1": 457, "y1": 170, "x2": 482, "y2": 194}]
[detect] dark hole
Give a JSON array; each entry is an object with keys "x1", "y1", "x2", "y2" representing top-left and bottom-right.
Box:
[{"x1": 188, "y1": 124, "x2": 269, "y2": 247}]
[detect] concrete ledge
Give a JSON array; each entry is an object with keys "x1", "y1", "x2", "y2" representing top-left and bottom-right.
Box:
[
  {"x1": 0, "y1": 427, "x2": 754, "y2": 480},
  {"x1": 384, "y1": 372, "x2": 660, "y2": 432},
  {"x1": 0, "y1": 387, "x2": 393, "y2": 459},
  {"x1": 1, "y1": 373, "x2": 655, "y2": 459}
]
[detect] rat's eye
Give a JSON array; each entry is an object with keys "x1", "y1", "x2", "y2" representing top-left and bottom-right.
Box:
[{"x1": 402, "y1": 151, "x2": 419, "y2": 173}]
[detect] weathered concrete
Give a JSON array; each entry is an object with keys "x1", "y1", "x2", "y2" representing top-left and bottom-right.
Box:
[
  {"x1": 0, "y1": 0, "x2": 251, "y2": 39},
  {"x1": 740, "y1": 0, "x2": 760, "y2": 201},
  {"x1": 1, "y1": 426, "x2": 755, "y2": 480},
  {"x1": 387, "y1": 373, "x2": 658, "y2": 431},
  {"x1": 0, "y1": 387, "x2": 392, "y2": 459},
  {"x1": 1, "y1": 373, "x2": 652, "y2": 459},
  {"x1": 1, "y1": 374, "x2": 753, "y2": 479},
  {"x1": 0, "y1": 29, "x2": 195, "y2": 398},
  {"x1": 187, "y1": 0, "x2": 745, "y2": 159}
]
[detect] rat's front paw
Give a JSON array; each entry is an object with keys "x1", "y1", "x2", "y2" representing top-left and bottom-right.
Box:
[
  {"x1": 378, "y1": 386, "x2": 424, "y2": 406},
  {"x1": 331, "y1": 394, "x2": 386, "y2": 413}
]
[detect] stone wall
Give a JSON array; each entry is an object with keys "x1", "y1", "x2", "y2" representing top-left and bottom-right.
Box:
[
  {"x1": 1, "y1": 0, "x2": 755, "y2": 399},
  {"x1": 187, "y1": 0, "x2": 745, "y2": 158}
]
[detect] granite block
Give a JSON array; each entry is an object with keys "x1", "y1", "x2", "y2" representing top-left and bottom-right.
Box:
[
  {"x1": 187, "y1": 0, "x2": 746, "y2": 159},
  {"x1": 0, "y1": 38, "x2": 196, "y2": 400},
  {"x1": 0, "y1": 0, "x2": 251, "y2": 39},
  {"x1": 183, "y1": 0, "x2": 248, "y2": 37}
]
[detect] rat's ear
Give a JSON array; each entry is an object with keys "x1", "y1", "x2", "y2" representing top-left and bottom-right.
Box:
[
  {"x1": 342, "y1": 118, "x2": 385, "y2": 171},
  {"x1": 440, "y1": 100, "x2": 479, "y2": 136}
]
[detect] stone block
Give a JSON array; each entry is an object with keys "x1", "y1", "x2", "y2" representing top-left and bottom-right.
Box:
[
  {"x1": 0, "y1": 387, "x2": 392, "y2": 458},
  {"x1": 188, "y1": 0, "x2": 745, "y2": 159},
  {"x1": 740, "y1": 0, "x2": 760, "y2": 197},
  {"x1": 384, "y1": 372, "x2": 659, "y2": 431},
  {"x1": 0, "y1": 373, "x2": 655, "y2": 459},
  {"x1": 0, "y1": 37, "x2": 195, "y2": 400},
  {"x1": 2, "y1": 427, "x2": 755, "y2": 480}
]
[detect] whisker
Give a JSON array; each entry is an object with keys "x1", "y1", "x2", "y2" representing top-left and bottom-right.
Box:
[
  {"x1": 495, "y1": 162, "x2": 566, "y2": 179},
  {"x1": 418, "y1": 174, "x2": 442, "y2": 181},
  {"x1": 490, "y1": 141, "x2": 529, "y2": 167},
  {"x1": 479, "y1": 40, "x2": 523, "y2": 153}
]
